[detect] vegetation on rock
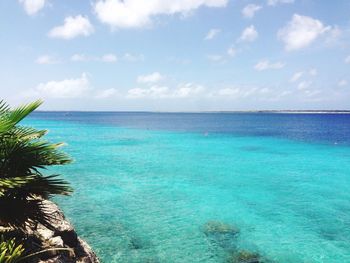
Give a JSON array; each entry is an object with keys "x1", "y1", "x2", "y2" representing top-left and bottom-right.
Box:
[
  {"x1": 0, "y1": 100, "x2": 72, "y2": 231},
  {"x1": 0, "y1": 236, "x2": 24, "y2": 263},
  {"x1": 0, "y1": 100, "x2": 98, "y2": 262}
]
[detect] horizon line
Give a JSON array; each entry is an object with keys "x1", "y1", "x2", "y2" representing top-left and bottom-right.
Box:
[{"x1": 33, "y1": 110, "x2": 350, "y2": 114}]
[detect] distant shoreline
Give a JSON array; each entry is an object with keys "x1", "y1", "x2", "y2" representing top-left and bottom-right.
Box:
[{"x1": 34, "y1": 110, "x2": 350, "y2": 114}]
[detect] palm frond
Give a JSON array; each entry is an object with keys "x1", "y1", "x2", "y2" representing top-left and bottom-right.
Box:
[
  {"x1": 0, "y1": 176, "x2": 35, "y2": 197},
  {"x1": 8, "y1": 126, "x2": 47, "y2": 141},
  {"x1": 0, "y1": 197, "x2": 55, "y2": 231},
  {"x1": 0, "y1": 101, "x2": 10, "y2": 114},
  {"x1": 0, "y1": 100, "x2": 42, "y2": 135},
  {"x1": 6, "y1": 100, "x2": 42, "y2": 128},
  {"x1": 0, "y1": 175, "x2": 72, "y2": 198},
  {"x1": 0, "y1": 100, "x2": 73, "y2": 232},
  {"x1": 0, "y1": 139, "x2": 72, "y2": 178}
]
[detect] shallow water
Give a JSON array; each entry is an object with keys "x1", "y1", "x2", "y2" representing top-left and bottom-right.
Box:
[{"x1": 26, "y1": 112, "x2": 350, "y2": 262}]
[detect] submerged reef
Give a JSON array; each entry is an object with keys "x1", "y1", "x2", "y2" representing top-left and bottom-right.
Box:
[
  {"x1": 203, "y1": 220, "x2": 275, "y2": 263},
  {"x1": 229, "y1": 250, "x2": 261, "y2": 263},
  {"x1": 203, "y1": 221, "x2": 240, "y2": 252}
]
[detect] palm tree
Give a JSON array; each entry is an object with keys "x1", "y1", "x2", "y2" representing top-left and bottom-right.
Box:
[{"x1": 0, "y1": 100, "x2": 73, "y2": 232}]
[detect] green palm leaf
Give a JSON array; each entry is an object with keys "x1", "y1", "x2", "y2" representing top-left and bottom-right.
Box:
[
  {"x1": 0, "y1": 100, "x2": 42, "y2": 134},
  {"x1": 0, "y1": 100, "x2": 73, "y2": 231}
]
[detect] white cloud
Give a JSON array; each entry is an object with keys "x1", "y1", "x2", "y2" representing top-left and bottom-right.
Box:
[
  {"x1": 19, "y1": 0, "x2": 45, "y2": 15},
  {"x1": 303, "y1": 89, "x2": 321, "y2": 98},
  {"x1": 227, "y1": 46, "x2": 237, "y2": 57},
  {"x1": 213, "y1": 86, "x2": 270, "y2": 99},
  {"x1": 94, "y1": 0, "x2": 228, "y2": 29},
  {"x1": 23, "y1": 73, "x2": 120, "y2": 100},
  {"x1": 290, "y1": 71, "x2": 304, "y2": 82},
  {"x1": 205, "y1": 28, "x2": 221, "y2": 40},
  {"x1": 267, "y1": 0, "x2": 294, "y2": 6},
  {"x1": 174, "y1": 83, "x2": 204, "y2": 98},
  {"x1": 32, "y1": 73, "x2": 91, "y2": 98},
  {"x1": 127, "y1": 83, "x2": 204, "y2": 99},
  {"x1": 278, "y1": 14, "x2": 331, "y2": 51},
  {"x1": 216, "y1": 87, "x2": 241, "y2": 97},
  {"x1": 71, "y1": 54, "x2": 90, "y2": 62},
  {"x1": 48, "y1": 15, "x2": 94, "y2": 40},
  {"x1": 309, "y1": 68, "x2": 318, "y2": 76},
  {"x1": 95, "y1": 88, "x2": 118, "y2": 98},
  {"x1": 254, "y1": 60, "x2": 285, "y2": 71},
  {"x1": 126, "y1": 83, "x2": 280, "y2": 102},
  {"x1": 137, "y1": 72, "x2": 164, "y2": 84},
  {"x1": 345, "y1": 56, "x2": 350, "y2": 64},
  {"x1": 23, "y1": 74, "x2": 328, "y2": 107},
  {"x1": 207, "y1": 54, "x2": 224, "y2": 62},
  {"x1": 297, "y1": 80, "x2": 312, "y2": 90},
  {"x1": 290, "y1": 69, "x2": 317, "y2": 82},
  {"x1": 127, "y1": 86, "x2": 169, "y2": 99},
  {"x1": 101, "y1": 53, "x2": 117, "y2": 62},
  {"x1": 325, "y1": 26, "x2": 343, "y2": 46},
  {"x1": 35, "y1": 55, "x2": 60, "y2": 64},
  {"x1": 168, "y1": 57, "x2": 191, "y2": 65},
  {"x1": 123, "y1": 53, "x2": 145, "y2": 62},
  {"x1": 242, "y1": 4, "x2": 262, "y2": 19},
  {"x1": 338, "y1": 79, "x2": 348, "y2": 87},
  {"x1": 71, "y1": 53, "x2": 118, "y2": 62},
  {"x1": 239, "y1": 25, "x2": 258, "y2": 42}
]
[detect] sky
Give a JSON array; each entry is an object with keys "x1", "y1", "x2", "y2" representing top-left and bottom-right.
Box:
[{"x1": 1, "y1": 0, "x2": 350, "y2": 111}]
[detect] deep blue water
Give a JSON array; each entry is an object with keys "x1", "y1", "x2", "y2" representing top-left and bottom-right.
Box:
[
  {"x1": 26, "y1": 112, "x2": 350, "y2": 262},
  {"x1": 31, "y1": 111, "x2": 350, "y2": 145}
]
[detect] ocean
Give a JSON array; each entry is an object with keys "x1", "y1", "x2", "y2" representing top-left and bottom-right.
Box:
[{"x1": 26, "y1": 112, "x2": 350, "y2": 262}]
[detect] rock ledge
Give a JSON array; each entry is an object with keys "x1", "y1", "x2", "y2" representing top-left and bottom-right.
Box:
[{"x1": 18, "y1": 200, "x2": 100, "y2": 263}]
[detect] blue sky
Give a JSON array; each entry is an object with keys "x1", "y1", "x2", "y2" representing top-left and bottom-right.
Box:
[{"x1": 1, "y1": 0, "x2": 350, "y2": 111}]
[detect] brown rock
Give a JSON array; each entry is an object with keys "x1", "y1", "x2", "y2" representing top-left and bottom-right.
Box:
[
  {"x1": 32, "y1": 200, "x2": 100, "y2": 263},
  {"x1": 48, "y1": 236, "x2": 64, "y2": 248},
  {"x1": 36, "y1": 225, "x2": 55, "y2": 241}
]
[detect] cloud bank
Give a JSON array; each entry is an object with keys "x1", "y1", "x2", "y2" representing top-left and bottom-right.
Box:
[{"x1": 94, "y1": 0, "x2": 228, "y2": 29}]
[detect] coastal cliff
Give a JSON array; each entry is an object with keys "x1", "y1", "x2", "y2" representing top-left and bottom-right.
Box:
[{"x1": 10, "y1": 200, "x2": 100, "y2": 263}]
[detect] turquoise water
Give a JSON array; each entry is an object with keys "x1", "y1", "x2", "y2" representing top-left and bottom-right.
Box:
[{"x1": 26, "y1": 114, "x2": 350, "y2": 262}]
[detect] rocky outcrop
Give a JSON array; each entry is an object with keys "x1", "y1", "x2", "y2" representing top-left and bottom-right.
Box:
[{"x1": 24, "y1": 200, "x2": 100, "y2": 263}]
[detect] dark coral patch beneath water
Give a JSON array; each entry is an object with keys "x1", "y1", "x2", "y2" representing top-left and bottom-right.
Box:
[{"x1": 203, "y1": 221, "x2": 239, "y2": 252}]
